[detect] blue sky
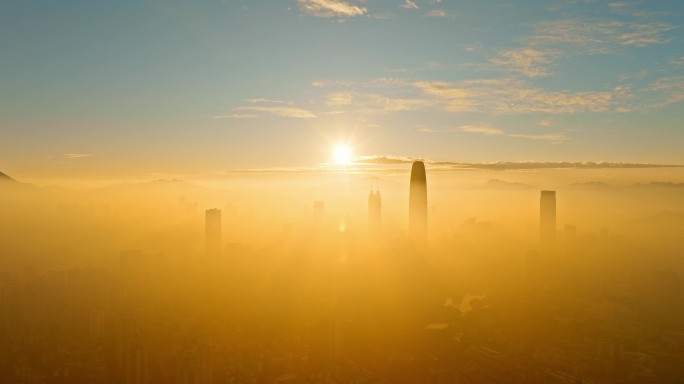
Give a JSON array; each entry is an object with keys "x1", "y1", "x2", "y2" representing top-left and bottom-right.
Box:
[{"x1": 1, "y1": 0, "x2": 684, "y2": 180}]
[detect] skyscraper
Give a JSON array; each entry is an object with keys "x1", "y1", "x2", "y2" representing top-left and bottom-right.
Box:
[
  {"x1": 368, "y1": 189, "x2": 381, "y2": 236},
  {"x1": 540, "y1": 190, "x2": 556, "y2": 253},
  {"x1": 205, "y1": 208, "x2": 222, "y2": 256},
  {"x1": 409, "y1": 161, "x2": 428, "y2": 241},
  {"x1": 313, "y1": 201, "x2": 325, "y2": 226}
]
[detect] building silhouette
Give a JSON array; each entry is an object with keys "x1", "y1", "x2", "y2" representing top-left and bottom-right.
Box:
[
  {"x1": 368, "y1": 188, "x2": 381, "y2": 236},
  {"x1": 313, "y1": 201, "x2": 325, "y2": 226},
  {"x1": 205, "y1": 208, "x2": 222, "y2": 256},
  {"x1": 409, "y1": 161, "x2": 428, "y2": 241},
  {"x1": 540, "y1": 190, "x2": 556, "y2": 253}
]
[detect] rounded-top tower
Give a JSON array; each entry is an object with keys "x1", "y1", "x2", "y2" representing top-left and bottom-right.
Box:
[{"x1": 409, "y1": 161, "x2": 427, "y2": 242}]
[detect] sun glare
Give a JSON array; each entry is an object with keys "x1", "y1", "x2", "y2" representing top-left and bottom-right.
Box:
[{"x1": 333, "y1": 145, "x2": 352, "y2": 165}]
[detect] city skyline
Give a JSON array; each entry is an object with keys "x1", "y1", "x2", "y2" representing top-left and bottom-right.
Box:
[
  {"x1": 4, "y1": 136, "x2": 684, "y2": 383},
  {"x1": 2, "y1": 0, "x2": 684, "y2": 183},
  {"x1": 3, "y1": 1, "x2": 684, "y2": 383}
]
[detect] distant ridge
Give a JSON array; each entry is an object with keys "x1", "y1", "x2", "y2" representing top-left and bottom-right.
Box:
[
  {"x1": 0, "y1": 171, "x2": 16, "y2": 182},
  {"x1": 634, "y1": 182, "x2": 684, "y2": 188},
  {"x1": 568, "y1": 181, "x2": 684, "y2": 190},
  {"x1": 570, "y1": 181, "x2": 611, "y2": 189},
  {"x1": 482, "y1": 179, "x2": 535, "y2": 190}
]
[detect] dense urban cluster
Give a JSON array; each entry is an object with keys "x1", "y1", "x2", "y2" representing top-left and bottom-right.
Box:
[{"x1": 1, "y1": 164, "x2": 683, "y2": 383}]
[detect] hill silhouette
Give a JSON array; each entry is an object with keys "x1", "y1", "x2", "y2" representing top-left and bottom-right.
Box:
[{"x1": 0, "y1": 171, "x2": 16, "y2": 182}]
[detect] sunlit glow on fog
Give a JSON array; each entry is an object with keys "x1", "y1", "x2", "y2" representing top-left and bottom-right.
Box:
[
  {"x1": 3, "y1": 0, "x2": 684, "y2": 381},
  {"x1": 333, "y1": 145, "x2": 352, "y2": 165},
  {"x1": 2, "y1": 166, "x2": 684, "y2": 382}
]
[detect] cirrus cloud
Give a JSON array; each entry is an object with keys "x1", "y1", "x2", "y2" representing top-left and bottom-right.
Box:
[
  {"x1": 355, "y1": 156, "x2": 681, "y2": 170},
  {"x1": 508, "y1": 132, "x2": 569, "y2": 142},
  {"x1": 212, "y1": 114, "x2": 258, "y2": 119},
  {"x1": 325, "y1": 91, "x2": 435, "y2": 114},
  {"x1": 425, "y1": 9, "x2": 448, "y2": 18},
  {"x1": 459, "y1": 125, "x2": 505, "y2": 136},
  {"x1": 298, "y1": 0, "x2": 366, "y2": 18},
  {"x1": 236, "y1": 106, "x2": 317, "y2": 119},
  {"x1": 62, "y1": 153, "x2": 92, "y2": 159},
  {"x1": 414, "y1": 79, "x2": 623, "y2": 114},
  {"x1": 422, "y1": 124, "x2": 568, "y2": 142},
  {"x1": 530, "y1": 18, "x2": 676, "y2": 52},
  {"x1": 490, "y1": 48, "x2": 556, "y2": 78},
  {"x1": 400, "y1": 0, "x2": 419, "y2": 10}
]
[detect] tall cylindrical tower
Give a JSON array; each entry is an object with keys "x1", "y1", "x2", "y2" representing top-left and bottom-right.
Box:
[
  {"x1": 540, "y1": 190, "x2": 556, "y2": 253},
  {"x1": 409, "y1": 161, "x2": 427, "y2": 242}
]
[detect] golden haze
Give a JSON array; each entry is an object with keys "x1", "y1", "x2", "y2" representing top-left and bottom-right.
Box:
[{"x1": 1, "y1": 165, "x2": 684, "y2": 382}]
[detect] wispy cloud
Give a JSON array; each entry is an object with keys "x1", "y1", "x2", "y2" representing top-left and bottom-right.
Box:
[
  {"x1": 459, "y1": 125, "x2": 569, "y2": 143},
  {"x1": 311, "y1": 79, "x2": 354, "y2": 88},
  {"x1": 236, "y1": 106, "x2": 317, "y2": 118},
  {"x1": 413, "y1": 81, "x2": 475, "y2": 111},
  {"x1": 327, "y1": 92, "x2": 354, "y2": 106},
  {"x1": 383, "y1": 62, "x2": 447, "y2": 74},
  {"x1": 483, "y1": 4, "x2": 675, "y2": 84},
  {"x1": 530, "y1": 18, "x2": 676, "y2": 52},
  {"x1": 418, "y1": 127, "x2": 453, "y2": 133},
  {"x1": 226, "y1": 97, "x2": 317, "y2": 119},
  {"x1": 313, "y1": 77, "x2": 408, "y2": 88},
  {"x1": 61, "y1": 153, "x2": 92, "y2": 159},
  {"x1": 326, "y1": 91, "x2": 435, "y2": 113},
  {"x1": 451, "y1": 160, "x2": 680, "y2": 170},
  {"x1": 414, "y1": 79, "x2": 622, "y2": 114},
  {"x1": 356, "y1": 155, "x2": 428, "y2": 164},
  {"x1": 608, "y1": 2, "x2": 667, "y2": 19},
  {"x1": 463, "y1": 43, "x2": 481, "y2": 52},
  {"x1": 212, "y1": 114, "x2": 258, "y2": 119},
  {"x1": 223, "y1": 157, "x2": 683, "y2": 174},
  {"x1": 355, "y1": 156, "x2": 682, "y2": 170},
  {"x1": 313, "y1": 76, "x2": 632, "y2": 115},
  {"x1": 459, "y1": 125, "x2": 505, "y2": 136},
  {"x1": 298, "y1": 0, "x2": 366, "y2": 17},
  {"x1": 645, "y1": 76, "x2": 684, "y2": 108},
  {"x1": 400, "y1": 0, "x2": 419, "y2": 10},
  {"x1": 620, "y1": 22, "x2": 676, "y2": 46},
  {"x1": 368, "y1": 12, "x2": 396, "y2": 20},
  {"x1": 490, "y1": 48, "x2": 556, "y2": 78},
  {"x1": 244, "y1": 98, "x2": 287, "y2": 104},
  {"x1": 424, "y1": 9, "x2": 447, "y2": 17},
  {"x1": 423, "y1": 124, "x2": 568, "y2": 142},
  {"x1": 509, "y1": 132, "x2": 569, "y2": 142}
]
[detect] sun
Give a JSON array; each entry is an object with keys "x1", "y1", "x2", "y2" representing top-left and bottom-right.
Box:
[{"x1": 333, "y1": 145, "x2": 352, "y2": 165}]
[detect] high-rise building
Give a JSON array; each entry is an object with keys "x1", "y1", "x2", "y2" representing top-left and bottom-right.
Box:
[
  {"x1": 540, "y1": 190, "x2": 556, "y2": 253},
  {"x1": 409, "y1": 161, "x2": 428, "y2": 241},
  {"x1": 368, "y1": 189, "x2": 381, "y2": 236},
  {"x1": 119, "y1": 250, "x2": 150, "y2": 308},
  {"x1": 313, "y1": 201, "x2": 325, "y2": 226},
  {"x1": 205, "y1": 209, "x2": 222, "y2": 256}
]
